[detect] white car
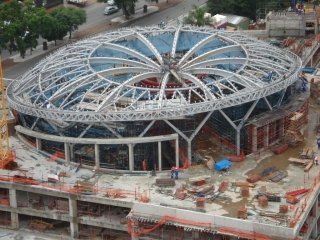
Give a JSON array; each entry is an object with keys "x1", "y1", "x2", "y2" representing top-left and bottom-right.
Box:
[
  {"x1": 104, "y1": 5, "x2": 119, "y2": 15},
  {"x1": 107, "y1": 0, "x2": 115, "y2": 5}
]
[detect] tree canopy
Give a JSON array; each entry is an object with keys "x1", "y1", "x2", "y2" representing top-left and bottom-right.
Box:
[
  {"x1": 115, "y1": 0, "x2": 138, "y2": 19},
  {"x1": 184, "y1": 5, "x2": 211, "y2": 26},
  {"x1": 0, "y1": 1, "x2": 86, "y2": 57}
]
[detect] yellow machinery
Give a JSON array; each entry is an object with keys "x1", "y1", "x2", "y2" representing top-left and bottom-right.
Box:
[{"x1": 0, "y1": 58, "x2": 13, "y2": 169}]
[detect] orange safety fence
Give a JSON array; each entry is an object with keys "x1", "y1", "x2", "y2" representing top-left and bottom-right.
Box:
[
  {"x1": 127, "y1": 214, "x2": 212, "y2": 237},
  {"x1": 217, "y1": 227, "x2": 271, "y2": 240},
  {"x1": 178, "y1": 147, "x2": 189, "y2": 170}
]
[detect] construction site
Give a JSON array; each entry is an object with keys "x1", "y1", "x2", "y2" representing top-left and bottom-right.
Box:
[{"x1": 1, "y1": 23, "x2": 320, "y2": 240}]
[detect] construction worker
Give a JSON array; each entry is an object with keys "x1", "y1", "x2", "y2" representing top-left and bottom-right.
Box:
[
  {"x1": 317, "y1": 137, "x2": 320, "y2": 150},
  {"x1": 174, "y1": 167, "x2": 179, "y2": 180},
  {"x1": 171, "y1": 166, "x2": 175, "y2": 179}
]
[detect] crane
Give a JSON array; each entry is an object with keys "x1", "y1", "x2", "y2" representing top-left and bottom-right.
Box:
[{"x1": 0, "y1": 58, "x2": 14, "y2": 169}]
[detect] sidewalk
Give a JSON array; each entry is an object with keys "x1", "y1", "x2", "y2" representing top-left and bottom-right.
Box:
[{"x1": 3, "y1": 0, "x2": 181, "y2": 66}]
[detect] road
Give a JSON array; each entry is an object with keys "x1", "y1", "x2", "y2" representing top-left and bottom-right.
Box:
[{"x1": 3, "y1": 0, "x2": 207, "y2": 80}]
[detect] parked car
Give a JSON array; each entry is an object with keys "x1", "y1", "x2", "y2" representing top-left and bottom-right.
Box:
[
  {"x1": 107, "y1": 0, "x2": 115, "y2": 5},
  {"x1": 104, "y1": 6, "x2": 119, "y2": 15}
]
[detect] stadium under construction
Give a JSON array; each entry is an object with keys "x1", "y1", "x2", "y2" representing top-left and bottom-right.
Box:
[
  {"x1": 7, "y1": 25, "x2": 307, "y2": 171},
  {"x1": 0, "y1": 25, "x2": 318, "y2": 240}
]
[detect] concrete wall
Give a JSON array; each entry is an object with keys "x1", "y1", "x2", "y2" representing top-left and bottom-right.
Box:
[
  {"x1": 132, "y1": 203, "x2": 296, "y2": 239},
  {"x1": 266, "y1": 14, "x2": 305, "y2": 37}
]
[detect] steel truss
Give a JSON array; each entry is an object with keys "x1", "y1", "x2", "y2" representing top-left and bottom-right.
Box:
[{"x1": 7, "y1": 25, "x2": 301, "y2": 123}]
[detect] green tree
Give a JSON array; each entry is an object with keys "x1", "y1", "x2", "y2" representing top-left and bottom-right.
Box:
[
  {"x1": 23, "y1": 1, "x2": 47, "y2": 54},
  {"x1": 115, "y1": 0, "x2": 137, "y2": 19},
  {"x1": 40, "y1": 15, "x2": 66, "y2": 45},
  {"x1": 50, "y1": 7, "x2": 86, "y2": 39},
  {"x1": 184, "y1": 5, "x2": 211, "y2": 26},
  {"x1": 0, "y1": 0, "x2": 47, "y2": 57}
]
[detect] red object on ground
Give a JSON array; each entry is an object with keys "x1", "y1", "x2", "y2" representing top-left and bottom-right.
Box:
[
  {"x1": 227, "y1": 154, "x2": 245, "y2": 162},
  {"x1": 247, "y1": 175, "x2": 261, "y2": 183},
  {"x1": 286, "y1": 188, "x2": 310, "y2": 197},
  {"x1": 272, "y1": 144, "x2": 288, "y2": 155}
]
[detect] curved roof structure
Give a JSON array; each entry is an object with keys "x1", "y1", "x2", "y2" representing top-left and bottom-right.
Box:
[{"x1": 8, "y1": 25, "x2": 302, "y2": 122}]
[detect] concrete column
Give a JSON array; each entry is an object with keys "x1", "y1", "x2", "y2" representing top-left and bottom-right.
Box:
[
  {"x1": 175, "y1": 138, "x2": 179, "y2": 168},
  {"x1": 279, "y1": 119, "x2": 284, "y2": 138},
  {"x1": 252, "y1": 127, "x2": 257, "y2": 152},
  {"x1": 264, "y1": 125, "x2": 269, "y2": 148},
  {"x1": 9, "y1": 189, "x2": 18, "y2": 229},
  {"x1": 158, "y1": 142, "x2": 162, "y2": 171},
  {"x1": 36, "y1": 138, "x2": 41, "y2": 151},
  {"x1": 236, "y1": 129, "x2": 241, "y2": 155},
  {"x1": 187, "y1": 141, "x2": 192, "y2": 166},
  {"x1": 70, "y1": 144, "x2": 75, "y2": 162},
  {"x1": 64, "y1": 142, "x2": 70, "y2": 163},
  {"x1": 129, "y1": 144, "x2": 134, "y2": 171},
  {"x1": 94, "y1": 144, "x2": 100, "y2": 169},
  {"x1": 69, "y1": 195, "x2": 78, "y2": 239}
]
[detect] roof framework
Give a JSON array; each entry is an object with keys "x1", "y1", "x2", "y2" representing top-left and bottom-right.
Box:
[{"x1": 7, "y1": 25, "x2": 301, "y2": 122}]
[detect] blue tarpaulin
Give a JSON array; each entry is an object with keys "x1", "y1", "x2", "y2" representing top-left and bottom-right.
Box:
[{"x1": 214, "y1": 159, "x2": 232, "y2": 171}]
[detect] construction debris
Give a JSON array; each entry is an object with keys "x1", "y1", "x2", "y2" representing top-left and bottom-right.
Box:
[
  {"x1": 300, "y1": 148, "x2": 315, "y2": 159},
  {"x1": 288, "y1": 157, "x2": 311, "y2": 165},
  {"x1": 304, "y1": 161, "x2": 314, "y2": 172},
  {"x1": 189, "y1": 175, "x2": 210, "y2": 186},
  {"x1": 73, "y1": 181, "x2": 95, "y2": 194},
  {"x1": 255, "y1": 192, "x2": 281, "y2": 202},
  {"x1": 175, "y1": 188, "x2": 186, "y2": 200},
  {"x1": 187, "y1": 184, "x2": 214, "y2": 195}
]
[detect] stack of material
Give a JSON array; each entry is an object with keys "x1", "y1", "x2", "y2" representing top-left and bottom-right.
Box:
[
  {"x1": 286, "y1": 195, "x2": 298, "y2": 204},
  {"x1": 279, "y1": 205, "x2": 288, "y2": 214},
  {"x1": 218, "y1": 181, "x2": 229, "y2": 193},
  {"x1": 258, "y1": 195, "x2": 268, "y2": 208},
  {"x1": 188, "y1": 184, "x2": 214, "y2": 194},
  {"x1": 247, "y1": 175, "x2": 261, "y2": 183},
  {"x1": 268, "y1": 171, "x2": 287, "y2": 182},
  {"x1": 29, "y1": 219, "x2": 53, "y2": 231},
  {"x1": 155, "y1": 178, "x2": 175, "y2": 187},
  {"x1": 233, "y1": 182, "x2": 255, "y2": 188},
  {"x1": 175, "y1": 188, "x2": 186, "y2": 200},
  {"x1": 237, "y1": 207, "x2": 247, "y2": 219},
  {"x1": 196, "y1": 197, "x2": 206, "y2": 208},
  {"x1": 241, "y1": 186, "x2": 249, "y2": 197}
]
